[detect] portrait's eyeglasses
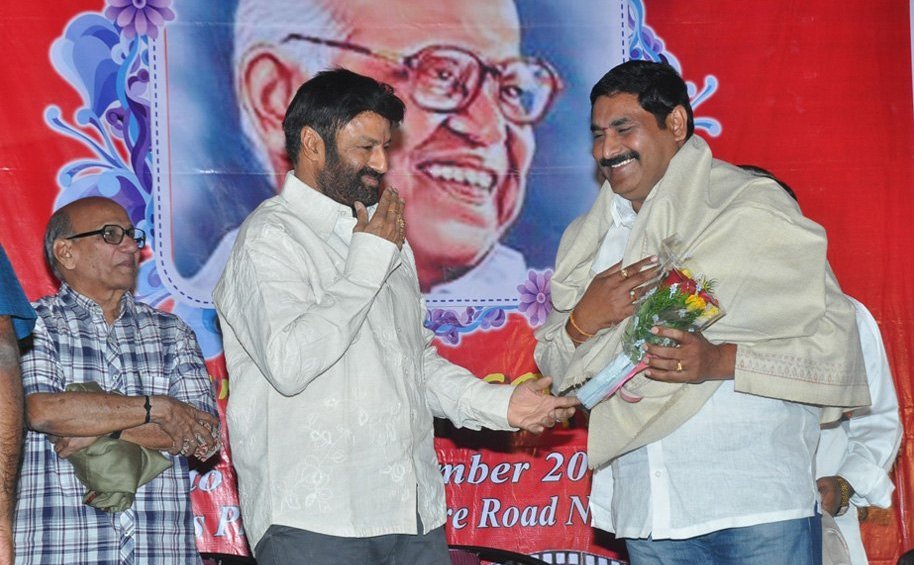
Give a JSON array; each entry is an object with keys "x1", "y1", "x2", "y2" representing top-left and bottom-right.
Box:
[
  {"x1": 66, "y1": 225, "x2": 146, "y2": 249},
  {"x1": 281, "y1": 34, "x2": 563, "y2": 125}
]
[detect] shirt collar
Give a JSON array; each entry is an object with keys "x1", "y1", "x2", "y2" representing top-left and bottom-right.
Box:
[
  {"x1": 278, "y1": 171, "x2": 358, "y2": 238},
  {"x1": 610, "y1": 193, "x2": 638, "y2": 229},
  {"x1": 59, "y1": 282, "x2": 135, "y2": 322}
]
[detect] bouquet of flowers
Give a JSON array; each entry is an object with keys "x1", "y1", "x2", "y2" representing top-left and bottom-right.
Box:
[{"x1": 575, "y1": 245, "x2": 724, "y2": 409}]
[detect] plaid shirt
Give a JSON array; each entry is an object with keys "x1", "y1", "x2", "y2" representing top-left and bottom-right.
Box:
[{"x1": 15, "y1": 284, "x2": 217, "y2": 564}]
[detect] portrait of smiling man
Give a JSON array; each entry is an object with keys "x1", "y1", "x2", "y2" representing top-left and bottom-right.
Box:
[
  {"x1": 236, "y1": 0, "x2": 550, "y2": 300},
  {"x1": 153, "y1": 0, "x2": 624, "y2": 307}
]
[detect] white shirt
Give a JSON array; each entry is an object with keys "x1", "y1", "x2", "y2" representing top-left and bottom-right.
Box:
[
  {"x1": 213, "y1": 173, "x2": 514, "y2": 550},
  {"x1": 588, "y1": 194, "x2": 821, "y2": 539},
  {"x1": 815, "y1": 298, "x2": 902, "y2": 565},
  {"x1": 426, "y1": 243, "x2": 527, "y2": 307}
]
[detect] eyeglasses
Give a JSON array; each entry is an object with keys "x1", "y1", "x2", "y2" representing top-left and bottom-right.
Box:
[
  {"x1": 282, "y1": 34, "x2": 563, "y2": 125},
  {"x1": 66, "y1": 225, "x2": 146, "y2": 249}
]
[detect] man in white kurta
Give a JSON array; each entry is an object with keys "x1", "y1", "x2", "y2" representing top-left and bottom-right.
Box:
[{"x1": 214, "y1": 69, "x2": 577, "y2": 564}]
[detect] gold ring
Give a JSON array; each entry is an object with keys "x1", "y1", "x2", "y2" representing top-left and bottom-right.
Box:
[
  {"x1": 676, "y1": 361, "x2": 683, "y2": 372},
  {"x1": 620, "y1": 268, "x2": 629, "y2": 279}
]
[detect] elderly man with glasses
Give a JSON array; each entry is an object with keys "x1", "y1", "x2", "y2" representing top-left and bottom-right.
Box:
[
  {"x1": 182, "y1": 0, "x2": 561, "y2": 303},
  {"x1": 13, "y1": 196, "x2": 219, "y2": 564}
]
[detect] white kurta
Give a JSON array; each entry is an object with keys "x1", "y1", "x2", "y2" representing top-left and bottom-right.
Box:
[{"x1": 214, "y1": 173, "x2": 514, "y2": 551}]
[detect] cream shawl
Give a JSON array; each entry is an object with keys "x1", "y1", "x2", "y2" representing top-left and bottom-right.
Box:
[{"x1": 535, "y1": 136, "x2": 870, "y2": 468}]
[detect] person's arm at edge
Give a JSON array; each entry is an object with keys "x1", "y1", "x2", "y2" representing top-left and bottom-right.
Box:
[
  {"x1": 837, "y1": 300, "x2": 902, "y2": 507},
  {"x1": 0, "y1": 317, "x2": 22, "y2": 564}
]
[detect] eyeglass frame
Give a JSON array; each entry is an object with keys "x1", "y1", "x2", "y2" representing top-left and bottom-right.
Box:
[
  {"x1": 66, "y1": 224, "x2": 147, "y2": 249},
  {"x1": 280, "y1": 33, "x2": 563, "y2": 125}
]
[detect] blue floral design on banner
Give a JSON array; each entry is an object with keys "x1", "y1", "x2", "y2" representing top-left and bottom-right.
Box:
[
  {"x1": 105, "y1": 0, "x2": 175, "y2": 40},
  {"x1": 44, "y1": 13, "x2": 151, "y2": 226},
  {"x1": 425, "y1": 307, "x2": 510, "y2": 346},
  {"x1": 627, "y1": 0, "x2": 722, "y2": 137}
]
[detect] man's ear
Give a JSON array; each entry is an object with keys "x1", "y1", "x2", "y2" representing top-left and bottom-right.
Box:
[
  {"x1": 53, "y1": 239, "x2": 76, "y2": 272},
  {"x1": 666, "y1": 105, "x2": 689, "y2": 144},
  {"x1": 299, "y1": 127, "x2": 325, "y2": 167},
  {"x1": 238, "y1": 45, "x2": 307, "y2": 168}
]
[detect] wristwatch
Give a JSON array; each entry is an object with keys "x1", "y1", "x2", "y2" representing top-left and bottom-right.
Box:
[{"x1": 835, "y1": 476, "x2": 852, "y2": 516}]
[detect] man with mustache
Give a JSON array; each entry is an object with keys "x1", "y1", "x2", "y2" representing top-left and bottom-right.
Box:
[
  {"x1": 182, "y1": 0, "x2": 562, "y2": 303},
  {"x1": 535, "y1": 61, "x2": 869, "y2": 564},
  {"x1": 213, "y1": 69, "x2": 578, "y2": 564},
  {"x1": 14, "y1": 197, "x2": 219, "y2": 564}
]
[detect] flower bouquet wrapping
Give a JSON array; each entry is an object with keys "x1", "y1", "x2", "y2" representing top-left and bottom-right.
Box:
[{"x1": 575, "y1": 247, "x2": 724, "y2": 409}]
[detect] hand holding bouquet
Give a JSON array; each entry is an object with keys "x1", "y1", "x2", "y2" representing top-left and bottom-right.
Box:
[
  {"x1": 576, "y1": 247, "x2": 724, "y2": 409},
  {"x1": 621, "y1": 267, "x2": 722, "y2": 363}
]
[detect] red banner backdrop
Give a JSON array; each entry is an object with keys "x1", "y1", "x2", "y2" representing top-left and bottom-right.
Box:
[{"x1": 0, "y1": 1, "x2": 912, "y2": 564}]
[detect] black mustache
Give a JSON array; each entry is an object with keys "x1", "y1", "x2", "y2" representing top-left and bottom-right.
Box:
[
  {"x1": 600, "y1": 152, "x2": 639, "y2": 168},
  {"x1": 361, "y1": 168, "x2": 383, "y2": 181}
]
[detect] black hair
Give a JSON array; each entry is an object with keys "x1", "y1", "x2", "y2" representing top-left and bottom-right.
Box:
[
  {"x1": 282, "y1": 68, "x2": 406, "y2": 166},
  {"x1": 44, "y1": 207, "x2": 72, "y2": 280},
  {"x1": 738, "y1": 164, "x2": 798, "y2": 202},
  {"x1": 590, "y1": 60, "x2": 694, "y2": 138}
]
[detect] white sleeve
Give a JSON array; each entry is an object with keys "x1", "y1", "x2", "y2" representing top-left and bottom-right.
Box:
[
  {"x1": 420, "y1": 338, "x2": 514, "y2": 431},
  {"x1": 834, "y1": 299, "x2": 902, "y2": 508}
]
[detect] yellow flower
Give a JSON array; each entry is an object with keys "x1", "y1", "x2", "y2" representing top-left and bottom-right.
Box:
[
  {"x1": 705, "y1": 305, "x2": 720, "y2": 318},
  {"x1": 681, "y1": 268, "x2": 694, "y2": 279},
  {"x1": 685, "y1": 294, "x2": 706, "y2": 311}
]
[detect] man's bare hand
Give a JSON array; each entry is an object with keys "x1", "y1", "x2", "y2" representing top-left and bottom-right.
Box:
[
  {"x1": 0, "y1": 524, "x2": 13, "y2": 565},
  {"x1": 49, "y1": 435, "x2": 99, "y2": 459},
  {"x1": 150, "y1": 396, "x2": 219, "y2": 458},
  {"x1": 572, "y1": 256, "x2": 660, "y2": 335},
  {"x1": 642, "y1": 327, "x2": 736, "y2": 383},
  {"x1": 507, "y1": 377, "x2": 579, "y2": 434},
  {"x1": 353, "y1": 187, "x2": 405, "y2": 249},
  {"x1": 817, "y1": 476, "x2": 842, "y2": 515}
]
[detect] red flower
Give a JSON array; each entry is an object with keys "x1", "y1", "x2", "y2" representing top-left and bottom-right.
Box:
[
  {"x1": 699, "y1": 289, "x2": 719, "y2": 306},
  {"x1": 663, "y1": 269, "x2": 687, "y2": 286},
  {"x1": 680, "y1": 279, "x2": 697, "y2": 295},
  {"x1": 663, "y1": 269, "x2": 697, "y2": 294}
]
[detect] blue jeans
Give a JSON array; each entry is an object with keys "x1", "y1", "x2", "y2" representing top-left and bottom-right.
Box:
[{"x1": 625, "y1": 514, "x2": 822, "y2": 565}]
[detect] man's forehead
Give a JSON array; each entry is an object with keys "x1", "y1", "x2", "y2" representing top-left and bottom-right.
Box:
[
  {"x1": 339, "y1": 111, "x2": 392, "y2": 142},
  {"x1": 66, "y1": 199, "x2": 130, "y2": 230},
  {"x1": 343, "y1": 0, "x2": 522, "y2": 59},
  {"x1": 591, "y1": 93, "x2": 648, "y2": 124}
]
